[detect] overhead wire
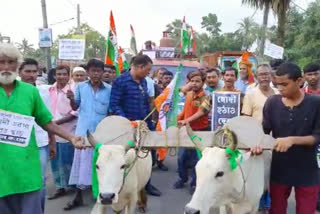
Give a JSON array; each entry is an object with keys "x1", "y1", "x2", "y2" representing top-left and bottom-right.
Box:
[{"x1": 291, "y1": 1, "x2": 306, "y2": 12}]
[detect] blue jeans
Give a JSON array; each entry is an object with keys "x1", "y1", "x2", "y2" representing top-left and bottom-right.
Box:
[
  {"x1": 177, "y1": 148, "x2": 199, "y2": 187},
  {"x1": 39, "y1": 145, "x2": 49, "y2": 213}
]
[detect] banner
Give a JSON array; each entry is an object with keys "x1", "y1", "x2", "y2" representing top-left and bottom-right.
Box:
[
  {"x1": 39, "y1": 28, "x2": 52, "y2": 48},
  {"x1": 211, "y1": 92, "x2": 240, "y2": 131},
  {"x1": 264, "y1": 40, "x2": 284, "y2": 59},
  {"x1": 0, "y1": 111, "x2": 35, "y2": 147},
  {"x1": 58, "y1": 39, "x2": 85, "y2": 60}
]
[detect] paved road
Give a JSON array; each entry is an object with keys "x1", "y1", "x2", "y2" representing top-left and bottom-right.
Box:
[{"x1": 45, "y1": 155, "x2": 316, "y2": 214}]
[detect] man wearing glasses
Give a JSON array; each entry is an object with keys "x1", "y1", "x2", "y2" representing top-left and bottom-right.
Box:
[{"x1": 110, "y1": 55, "x2": 162, "y2": 198}]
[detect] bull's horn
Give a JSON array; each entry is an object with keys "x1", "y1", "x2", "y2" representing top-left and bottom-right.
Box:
[
  {"x1": 224, "y1": 127, "x2": 238, "y2": 151},
  {"x1": 186, "y1": 123, "x2": 205, "y2": 152},
  {"x1": 87, "y1": 130, "x2": 98, "y2": 147}
]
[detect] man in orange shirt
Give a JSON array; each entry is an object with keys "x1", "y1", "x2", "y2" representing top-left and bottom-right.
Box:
[
  {"x1": 178, "y1": 67, "x2": 240, "y2": 125},
  {"x1": 175, "y1": 71, "x2": 208, "y2": 194}
]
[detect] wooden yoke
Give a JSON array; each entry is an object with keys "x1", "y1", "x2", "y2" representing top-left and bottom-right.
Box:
[{"x1": 85, "y1": 116, "x2": 275, "y2": 150}]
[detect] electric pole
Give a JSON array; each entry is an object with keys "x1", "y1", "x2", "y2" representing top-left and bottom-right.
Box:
[
  {"x1": 41, "y1": 0, "x2": 52, "y2": 71},
  {"x1": 77, "y1": 4, "x2": 81, "y2": 34}
]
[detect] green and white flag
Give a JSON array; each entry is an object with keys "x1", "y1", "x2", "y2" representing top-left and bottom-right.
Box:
[
  {"x1": 130, "y1": 24, "x2": 138, "y2": 55},
  {"x1": 105, "y1": 11, "x2": 120, "y2": 76},
  {"x1": 155, "y1": 63, "x2": 182, "y2": 129},
  {"x1": 181, "y1": 16, "x2": 190, "y2": 56}
]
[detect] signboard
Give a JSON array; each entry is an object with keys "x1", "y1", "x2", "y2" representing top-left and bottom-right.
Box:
[
  {"x1": 264, "y1": 40, "x2": 284, "y2": 59},
  {"x1": 142, "y1": 50, "x2": 156, "y2": 60},
  {"x1": 211, "y1": 92, "x2": 240, "y2": 131},
  {"x1": 39, "y1": 28, "x2": 53, "y2": 48},
  {"x1": 0, "y1": 111, "x2": 35, "y2": 147},
  {"x1": 58, "y1": 39, "x2": 85, "y2": 60}
]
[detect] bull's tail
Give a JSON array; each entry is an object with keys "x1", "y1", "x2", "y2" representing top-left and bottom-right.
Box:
[{"x1": 137, "y1": 189, "x2": 147, "y2": 213}]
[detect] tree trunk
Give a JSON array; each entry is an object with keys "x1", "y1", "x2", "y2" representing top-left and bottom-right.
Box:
[
  {"x1": 277, "y1": 10, "x2": 287, "y2": 47},
  {"x1": 259, "y1": 3, "x2": 270, "y2": 57}
]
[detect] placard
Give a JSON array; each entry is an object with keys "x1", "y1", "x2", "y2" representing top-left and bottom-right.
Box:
[
  {"x1": 211, "y1": 92, "x2": 240, "y2": 131},
  {"x1": 39, "y1": 28, "x2": 53, "y2": 48},
  {"x1": 58, "y1": 39, "x2": 85, "y2": 60},
  {"x1": 142, "y1": 51, "x2": 156, "y2": 60},
  {"x1": 264, "y1": 40, "x2": 284, "y2": 59},
  {"x1": 0, "y1": 111, "x2": 35, "y2": 147}
]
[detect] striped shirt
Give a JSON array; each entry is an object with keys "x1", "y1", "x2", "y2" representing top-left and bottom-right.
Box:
[{"x1": 110, "y1": 71, "x2": 153, "y2": 129}]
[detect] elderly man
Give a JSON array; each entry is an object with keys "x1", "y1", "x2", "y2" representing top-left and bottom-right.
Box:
[
  {"x1": 0, "y1": 43, "x2": 83, "y2": 214},
  {"x1": 242, "y1": 64, "x2": 277, "y2": 122},
  {"x1": 242, "y1": 64, "x2": 277, "y2": 211},
  {"x1": 71, "y1": 66, "x2": 87, "y2": 86}
]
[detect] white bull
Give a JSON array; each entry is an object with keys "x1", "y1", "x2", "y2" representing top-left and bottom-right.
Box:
[
  {"x1": 184, "y1": 126, "x2": 267, "y2": 214},
  {"x1": 88, "y1": 130, "x2": 152, "y2": 214}
]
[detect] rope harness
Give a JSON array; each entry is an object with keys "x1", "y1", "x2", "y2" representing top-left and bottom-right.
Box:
[
  {"x1": 190, "y1": 127, "x2": 248, "y2": 204},
  {"x1": 117, "y1": 120, "x2": 150, "y2": 195}
]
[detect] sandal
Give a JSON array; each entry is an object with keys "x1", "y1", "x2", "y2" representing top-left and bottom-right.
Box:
[
  {"x1": 63, "y1": 199, "x2": 83, "y2": 211},
  {"x1": 47, "y1": 188, "x2": 66, "y2": 200}
]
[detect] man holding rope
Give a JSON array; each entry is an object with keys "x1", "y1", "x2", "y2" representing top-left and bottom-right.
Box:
[
  {"x1": 252, "y1": 62, "x2": 320, "y2": 214},
  {"x1": 109, "y1": 54, "x2": 161, "y2": 197},
  {"x1": 0, "y1": 43, "x2": 84, "y2": 214}
]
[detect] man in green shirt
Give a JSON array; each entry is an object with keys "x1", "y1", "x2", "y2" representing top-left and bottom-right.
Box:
[{"x1": 0, "y1": 43, "x2": 84, "y2": 214}]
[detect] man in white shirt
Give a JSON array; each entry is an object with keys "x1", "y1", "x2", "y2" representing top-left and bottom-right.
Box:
[{"x1": 18, "y1": 58, "x2": 56, "y2": 212}]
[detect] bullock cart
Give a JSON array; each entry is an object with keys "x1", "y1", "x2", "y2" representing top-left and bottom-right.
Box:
[
  {"x1": 87, "y1": 116, "x2": 274, "y2": 214},
  {"x1": 85, "y1": 115, "x2": 275, "y2": 151}
]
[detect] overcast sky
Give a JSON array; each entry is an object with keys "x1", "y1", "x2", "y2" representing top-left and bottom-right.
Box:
[{"x1": 0, "y1": 0, "x2": 314, "y2": 50}]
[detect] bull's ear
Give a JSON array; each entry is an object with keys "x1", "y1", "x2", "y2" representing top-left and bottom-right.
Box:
[{"x1": 124, "y1": 150, "x2": 135, "y2": 165}]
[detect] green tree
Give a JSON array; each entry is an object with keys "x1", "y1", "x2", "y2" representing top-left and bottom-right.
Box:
[
  {"x1": 16, "y1": 38, "x2": 35, "y2": 56},
  {"x1": 242, "y1": 0, "x2": 272, "y2": 55},
  {"x1": 166, "y1": 14, "x2": 243, "y2": 56},
  {"x1": 284, "y1": 7, "x2": 304, "y2": 62},
  {"x1": 27, "y1": 49, "x2": 47, "y2": 66},
  {"x1": 272, "y1": 0, "x2": 291, "y2": 46},
  {"x1": 236, "y1": 17, "x2": 259, "y2": 50},
  {"x1": 281, "y1": 0, "x2": 320, "y2": 67},
  {"x1": 242, "y1": 0, "x2": 291, "y2": 47},
  {"x1": 165, "y1": 19, "x2": 191, "y2": 46},
  {"x1": 201, "y1": 13, "x2": 222, "y2": 36}
]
